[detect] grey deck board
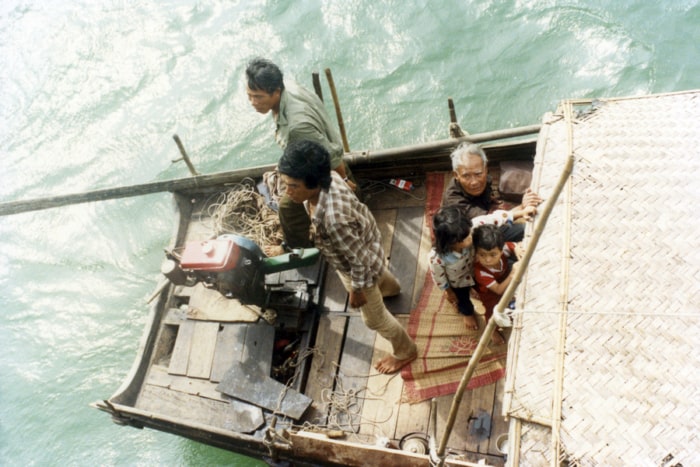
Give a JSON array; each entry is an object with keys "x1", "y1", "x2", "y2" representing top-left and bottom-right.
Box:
[
  {"x1": 137, "y1": 383, "x2": 264, "y2": 433},
  {"x1": 386, "y1": 206, "x2": 424, "y2": 315},
  {"x1": 303, "y1": 312, "x2": 347, "y2": 425},
  {"x1": 217, "y1": 360, "x2": 312, "y2": 420},
  {"x1": 187, "y1": 321, "x2": 219, "y2": 379},
  {"x1": 487, "y1": 378, "x2": 508, "y2": 456},
  {"x1": 358, "y1": 315, "x2": 408, "y2": 440},
  {"x1": 395, "y1": 394, "x2": 431, "y2": 441},
  {"x1": 168, "y1": 320, "x2": 196, "y2": 376},
  {"x1": 463, "y1": 383, "x2": 496, "y2": 455},
  {"x1": 240, "y1": 321, "x2": 275, "y2": 376},
  {"x1": 331, "y1": 315, "x2": 376, "y2": 432},
  {"x1": 210, "y1": 323, "x2": 247, "y2": 383}
]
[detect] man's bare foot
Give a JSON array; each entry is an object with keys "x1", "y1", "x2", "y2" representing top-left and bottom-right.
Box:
[
  {"x1": 462, "y1": 314, "x2": 479, "y2": 331},
  {"x1": 374, "y1": 352, "x2": 417, "y2": 374},
  {"x1": 491, "y1": 329, "x2": 505, "y2": 345},
  {"x1": 263, "y1": 244, "x2": 285, "y2": 257}
]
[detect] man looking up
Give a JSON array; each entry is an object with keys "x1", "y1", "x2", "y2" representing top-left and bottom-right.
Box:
[
  {"x1": 277, "y1": 139, "x2": 417, "y2": 374},
  {"x1": 442, "y1": 143, "x2": 542, "y2": 242},
  {"x1": 245, "y1": 58, "x2": 355, "y2": 255}
]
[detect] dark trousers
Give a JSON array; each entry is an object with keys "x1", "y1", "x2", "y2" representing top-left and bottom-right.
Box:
[
  {"x1": 500, "y1": 222, "x2": 525, "y2": 242},
  {"x1": 278, "y1": 195, "x2": 313, "y2": 248},
  {"x1": 453, "y1": 286, "x2": 475, "y2": 316}
]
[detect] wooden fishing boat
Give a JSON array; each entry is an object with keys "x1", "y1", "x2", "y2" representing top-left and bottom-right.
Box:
[
  {"x1": 22, "y1": 87, "x2": 690, "y2": 466},
  {"x1": 86, "y1": 111, "x2": 539, "y2": 466}
]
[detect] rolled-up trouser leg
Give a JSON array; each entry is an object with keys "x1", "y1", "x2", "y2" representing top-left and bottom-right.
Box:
[{"x1": 337, "y1": 271, "x2": 417, "y2": 360}]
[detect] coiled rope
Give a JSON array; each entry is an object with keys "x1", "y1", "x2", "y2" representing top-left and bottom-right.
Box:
[{"x1": 207, "y1": 180, "x2": 284, "y2": 247}]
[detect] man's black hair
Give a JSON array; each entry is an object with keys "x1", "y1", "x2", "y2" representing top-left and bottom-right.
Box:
[
  {"x1": 278, "y1": 140, "x2": 332, "y2": 190},
  {"x1": 245, "y1": 57, "x2": 285, "y2": 94},
  {"x1": 472, "y1": 224, "x2": 505, "y2": 252}
]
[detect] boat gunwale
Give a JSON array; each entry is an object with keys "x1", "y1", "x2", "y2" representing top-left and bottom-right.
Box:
[{"x1": 94, "y1": 129, "x2": 541, "y2": 466}]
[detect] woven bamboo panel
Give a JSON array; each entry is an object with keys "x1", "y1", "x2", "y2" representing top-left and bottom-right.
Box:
[{"x1": 505, "y1": 91, "x2": 700, "y2": 465}]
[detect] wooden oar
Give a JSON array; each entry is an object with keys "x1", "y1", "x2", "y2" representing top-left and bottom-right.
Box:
[
  {"x1": 0, "y1": 125, "x2": 541, "y2": 217},
  {"x1": 0, "y1": 163, "x2": 275, "y2": 217}
]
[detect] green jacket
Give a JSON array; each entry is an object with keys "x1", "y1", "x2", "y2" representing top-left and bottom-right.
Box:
[{"x1": 274, "y1": 81, "x2": 344, "y2": 169}]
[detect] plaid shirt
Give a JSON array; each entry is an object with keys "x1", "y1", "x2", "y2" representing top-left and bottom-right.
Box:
[{"x1": 306, "y1": 172, "x2": 384, "y2": 290}]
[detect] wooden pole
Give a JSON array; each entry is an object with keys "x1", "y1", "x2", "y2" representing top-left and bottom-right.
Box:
[
  {"x1": 549, "y1": 100, "x2": 576, "y2": 463},
  {"x1": 447, "y1": 97, "x2": 467, "y2": 138},
  {"x1": 343, "y1": 124, "x2": 541, "y2": 164},
  {"x1": 172, "y1": 134, "x2": 199, "y2": 176},
  {"x1": 0, "y1": 125, "x2": 540, "y2": 217},
  {"x1": 448, "y1": 98, "x2": 458, "y2": 123},
  {"x1": 0, "y1": 164, "x2": 275, "y2": 217},
  {"x1": 324, "y1": 68, "x2": 350, "y2": 152},
  {"x1": 312, "y1": 72, "x2": 323, "y2": 101}
]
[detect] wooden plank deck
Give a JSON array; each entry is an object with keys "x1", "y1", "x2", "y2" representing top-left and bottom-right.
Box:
[
  {"x1": 144, "y1": 171, "x2": 507, "y2": 463},
  {"x1": 386, "y1": 205, "x2": 424, "y2": 315},
  {"x1": 304, "y1": 175, "x2": 506, "y2": 464},
  {"x1": 210, "y1": 324, "x2": 246, "y2": 383}
]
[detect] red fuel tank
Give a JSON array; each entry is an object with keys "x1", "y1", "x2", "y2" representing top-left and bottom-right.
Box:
[{"x1": 179, "y1": 238, "x2": 240, "y2": 272}]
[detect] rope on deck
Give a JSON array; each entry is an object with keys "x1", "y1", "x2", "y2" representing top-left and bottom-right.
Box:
[{"x1": 208, "y1": 180, "x2": 284, "y2": 247}]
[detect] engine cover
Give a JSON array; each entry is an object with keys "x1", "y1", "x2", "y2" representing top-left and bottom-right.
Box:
[{"x1": 180, "y1": 235, "x2": 266, "y2": 305}]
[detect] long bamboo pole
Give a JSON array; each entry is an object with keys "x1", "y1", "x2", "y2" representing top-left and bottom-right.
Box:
[
  {"x1": 343, "y1": 124, "x2": 540, "y2": 164},
  {"x1": 324, "y1": 68, "x2": 350, "y2": 152},
  {"x1": 0, "y1": 125, "x2": 540, "y2": 217},
  {"x1": 550, "y1": 100, "x2": 576, "y2": 465},
  {"x1": 434, "y1": 140, "x2": 576, "y2": 465},
  {"x1": 0, "y1": 164, "x2": 275, "y2": 217}
]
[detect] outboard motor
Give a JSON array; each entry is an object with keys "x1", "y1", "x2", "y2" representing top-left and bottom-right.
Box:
[
  {"x1": 162, "y1": 234, "x2": 320, "y2": 308},
  {"x1": 178, "y1": 234, "x2": 265, "y2": 304}
]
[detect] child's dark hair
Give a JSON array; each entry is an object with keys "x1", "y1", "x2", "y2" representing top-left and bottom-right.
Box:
[
  {"x1": 472, "y1": 224, "x2": 505, "y2": 252},
  {"x1": 432, "y1": 206, "x2": 472, "y2": 255}
]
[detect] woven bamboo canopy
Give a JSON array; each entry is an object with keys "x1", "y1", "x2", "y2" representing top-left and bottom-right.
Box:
[{"x1": 504, "y1": 90, "x2": 700, "y2": 465}]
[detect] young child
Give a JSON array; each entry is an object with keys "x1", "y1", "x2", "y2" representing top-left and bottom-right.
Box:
[
  {"x1": 428, "y1": 205, "x2": 480, "y2": 331},
  {"x1": 472, "y1": 224, "x2": 521, "y2": 345}
]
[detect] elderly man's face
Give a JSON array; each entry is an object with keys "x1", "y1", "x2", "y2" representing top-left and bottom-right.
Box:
[{"x1": 454, "y1": 153, "x2": 488, "y2": 196}]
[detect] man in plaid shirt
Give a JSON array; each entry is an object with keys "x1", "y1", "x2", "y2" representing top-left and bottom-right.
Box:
[{"x1": 278, "y1": 140, "x2": 417, "y2": 374}]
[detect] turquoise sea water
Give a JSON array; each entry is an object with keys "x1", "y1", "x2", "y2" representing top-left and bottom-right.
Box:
[{"x1": 1, "y1": 1, "x2": 698, "y2": 465}]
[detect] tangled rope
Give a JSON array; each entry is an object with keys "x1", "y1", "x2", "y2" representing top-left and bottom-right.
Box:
[
  {"x1": 264, "y1": 346, "x2": 404, "y2": 450},
  {"x1": 208, "y1": 180, "x2": 284, "y2": 247}
]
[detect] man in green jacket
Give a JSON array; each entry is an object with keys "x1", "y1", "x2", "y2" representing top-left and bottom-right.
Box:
[{"x1": 245, "y1": 58, "x2": 355, "y2": 255}]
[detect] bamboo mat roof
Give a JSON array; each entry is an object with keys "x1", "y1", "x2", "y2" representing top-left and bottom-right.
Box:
[{"x1": 504, "y1": 90, "x2": 700, "y2": 466}]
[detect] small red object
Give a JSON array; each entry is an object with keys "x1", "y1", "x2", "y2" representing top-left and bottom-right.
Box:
[
  {"x1": 180, "y1": 239, "x2": 240, "y2": 272},
  {"x1": 389, "y1": 178, "x2": 413, "y2": 191}
]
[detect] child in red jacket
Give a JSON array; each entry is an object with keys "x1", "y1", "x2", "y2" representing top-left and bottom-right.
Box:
[{"x1": 472, "y1": 224, "x2": 521, "y2": 345}]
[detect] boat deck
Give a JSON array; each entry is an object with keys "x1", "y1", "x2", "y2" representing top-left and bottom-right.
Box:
[
  {"x1": 132, "y1": 171, "x2": 510, "y2": 465},
  {"x1": 304, "y1": 179, "x2": 508, "y2": 464}
]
